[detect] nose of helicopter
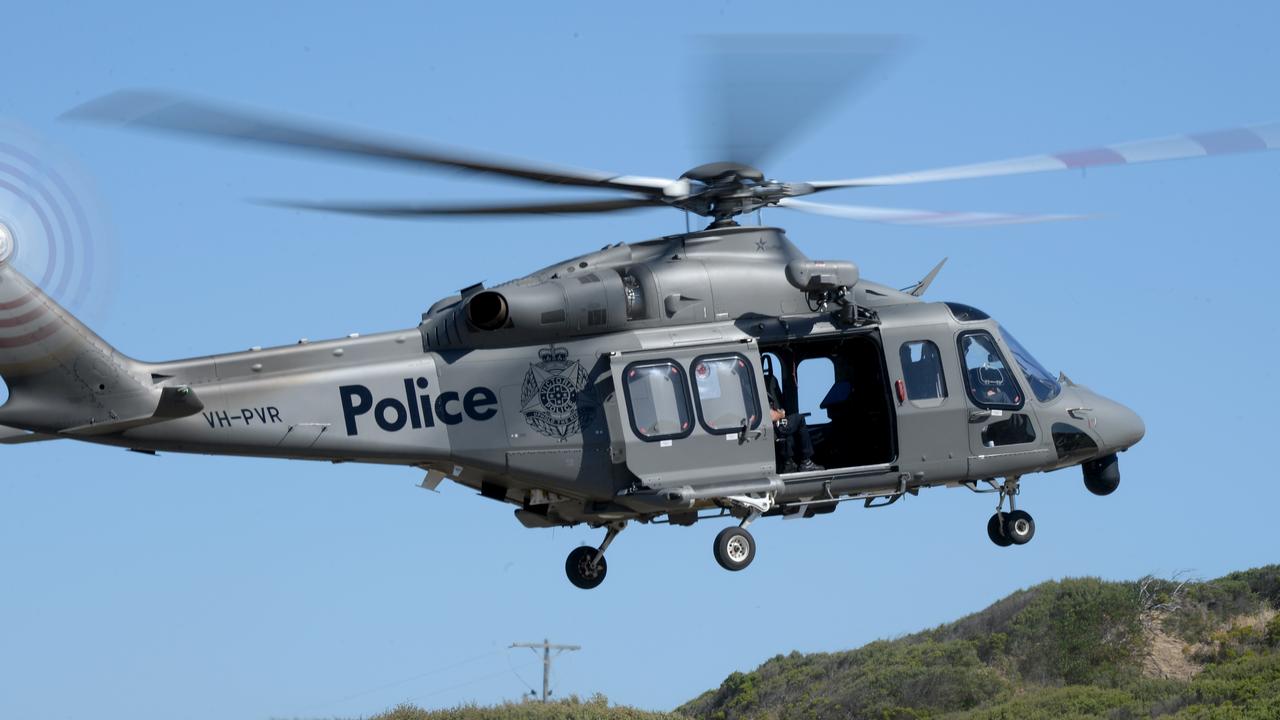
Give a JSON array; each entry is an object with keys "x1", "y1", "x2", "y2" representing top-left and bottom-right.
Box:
[{"x1": 1088, "y1": 394, "x2": 1146, "y2": 451}]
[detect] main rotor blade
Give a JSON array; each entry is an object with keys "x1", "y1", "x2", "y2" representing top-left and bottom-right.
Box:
[
  {"x1": 777, "y1": 198, "x2": 1087, "y2": 227},
  {"x1": 66, "y1": 90, "x2": 675, "y2": 194},
  {"x1": 806, "y1": 122, "x2": 1280, "y2": 190},
  {"x1": 694, "y1": 34, "x2": 904, "y2": 168},
  {"x1": 257, "y1": 196, "x2": 663, "y2": 218}
]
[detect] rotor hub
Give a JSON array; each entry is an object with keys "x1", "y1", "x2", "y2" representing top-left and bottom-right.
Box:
[
  {"x1": 668, "y1": 162, "x2": 797, "y2": 222},
  {"x1": 680, "y1": 161, "x2": 765, "y2": 184},
  {"x1": 0, "y1": 222, "x2": 13, "y2": 265}
]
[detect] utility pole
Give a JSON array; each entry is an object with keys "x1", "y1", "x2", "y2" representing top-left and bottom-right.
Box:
[{"x1": 510, "y1": 638, "x2": 580, "y2": 702}]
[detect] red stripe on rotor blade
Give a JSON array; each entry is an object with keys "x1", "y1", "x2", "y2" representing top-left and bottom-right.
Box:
[
  {"x1": 1190, "y1": 128, "x2": 1267, "y2": 155},
  {"x1": 1053, "y1": 148, "x2": 1126, "y2": 169},
  {"x1": 0, "y1": 321, "x2": 59, "y2": 348},
  {"x1": 0, "y1": 289, "x2": 39, "y2": 311},
  {"x1": 0, "y1": 305, "x2": 47, "y2": 327}
]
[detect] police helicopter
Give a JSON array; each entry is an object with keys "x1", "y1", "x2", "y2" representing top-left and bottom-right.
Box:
[{"x1": 1, "y1": 45, "x2": 1276, "y2": 588}]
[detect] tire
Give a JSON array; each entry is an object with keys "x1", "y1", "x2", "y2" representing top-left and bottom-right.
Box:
[
  {"x1": 1003, "y1": 510, "x2": 1035, "y2": 545},
  {"x1": 987, "y1": 513, "x2": 1013, "y2": 547},
  {"x1": 714, "y1": 526, "x2": 756, "y2": 571},
  {"x1": 565, "y1": 545, "x2": 607, "y2": 589}
]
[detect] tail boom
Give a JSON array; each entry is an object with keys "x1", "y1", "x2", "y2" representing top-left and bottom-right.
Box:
[{"x1": 0, "y1": 228, "x2": 160, "y2": 433}]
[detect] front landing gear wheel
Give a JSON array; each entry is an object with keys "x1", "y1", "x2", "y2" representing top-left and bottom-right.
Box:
[
  {"x1": 714, "y1": 526, "x2": 756, "y2": 571},
  {"x1": 565, "y1": 546, "x2": 607, "y2": 589},
  {"x1": 987, "y1": 513, "x2": 1013, "y2": 547},
  {"x1": 1004, "y1": 510, "x2": 1035, "y2": 545}
]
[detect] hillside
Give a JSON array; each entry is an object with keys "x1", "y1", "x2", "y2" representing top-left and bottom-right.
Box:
[
  {"x1": 679, "y1": 566, "x2": 1280, "y2": 720},
  {"x1": 358, "y1": 565, "x2": 1280, "y2": 720}
]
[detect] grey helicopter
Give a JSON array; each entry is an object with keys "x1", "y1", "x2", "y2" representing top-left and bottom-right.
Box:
[{"x1": 1, "y1": 49, "x2": 1275, "y2": 587}]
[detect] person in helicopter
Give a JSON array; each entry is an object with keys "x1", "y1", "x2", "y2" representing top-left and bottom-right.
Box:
[{"x1": 764, "y1": 364, "x2": 823, "y2": 473}]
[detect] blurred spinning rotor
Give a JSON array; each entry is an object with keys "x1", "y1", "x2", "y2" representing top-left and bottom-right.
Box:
[{"x1": 64, "y1": 35, "x2": 1280, "y2": 230}]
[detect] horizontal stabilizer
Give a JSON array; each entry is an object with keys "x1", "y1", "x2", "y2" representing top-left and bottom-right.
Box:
[
  {"x1": 61, "y1": 386, "x2": 204, "y2": 437},
  {"x1": 0, "y1": 424, "x2": 59, "y2": 445}
]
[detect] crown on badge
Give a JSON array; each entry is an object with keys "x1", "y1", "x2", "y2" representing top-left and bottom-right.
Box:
[{"x1": 538, "y1": 345, "x2": 569, "y2": 363}]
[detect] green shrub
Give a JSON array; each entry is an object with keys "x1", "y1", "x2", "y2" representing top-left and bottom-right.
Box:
[
  {"x1": 1265, "y1": 614, "x2": 1280, "y2": 648},
  {"x1": 1004, "y1": 578, "x2": 1145, "y2": 685}
]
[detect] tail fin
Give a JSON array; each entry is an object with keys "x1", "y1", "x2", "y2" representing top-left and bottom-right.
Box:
[{"x1": 0, "y1": 224, "x2": 158, "y2": 433}]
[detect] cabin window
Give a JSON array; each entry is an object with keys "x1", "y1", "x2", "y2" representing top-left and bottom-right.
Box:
[
  {"x1": 623, "y1": 360, "x2": 693, "y2": 442},
  {"x1": 958, "y1": 331, "x2": 1023, "y2": 410},
  {"x1": 692, "y1": 354, "x2": 761, "y2": 434},
  {"x1": 982, "y1": 413, "x2": 1037, "y2": 447},
  {"x1": 899, "y1": 340, "x2": 947, "y2": 405}
]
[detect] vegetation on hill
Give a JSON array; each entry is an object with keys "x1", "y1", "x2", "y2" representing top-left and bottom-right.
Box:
[
  {"x1": 362, "y1": 694, "x2": 675, "y2": 720},
  {"x1": 679, "y1": 565, "x2": 1280, "y2": 720},
  {"x1": 352, "y1": 566, "x2": 1280, "y2": 720}
]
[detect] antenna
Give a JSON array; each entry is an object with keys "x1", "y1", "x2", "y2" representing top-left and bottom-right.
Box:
[{"x1": 510, "y1": 638, "x2": 580, "y2": 702}]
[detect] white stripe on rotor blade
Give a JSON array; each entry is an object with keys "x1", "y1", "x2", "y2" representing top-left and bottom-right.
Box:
[
  {"x1": 778, "y1": 199, "x2": 1081, "y2": 227},
  {"x1": 818, "y1": 155, "x2": 1068, "y2": 187},
  {"x1": 606, "y1": 175, "x2": 679, "y2": 189},
  {"x1": 1250, "y1": 123, "x2": 1280, "y2": 148},
  {"x1": 1109, "y1": 135, "x2": 1207, "y2": 164}
]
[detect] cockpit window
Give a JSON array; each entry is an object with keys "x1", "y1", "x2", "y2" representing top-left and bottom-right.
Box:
[
  {"x1": 999, "y1": 326, "x2": 1062, "y2": 403},
  {"x1": 958, "y1": 331, "x2": 1023, "y2": 410}
]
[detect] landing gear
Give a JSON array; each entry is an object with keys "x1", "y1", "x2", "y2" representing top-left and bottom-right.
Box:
[
  {"x1": 564, "y1": 521, "x2": 625, "y2": 590},
  {"x1": 1003, "y1": 509, "x2": 1035, "y2": 545},
  {"x1": 565, "y1": 546, "x2": 606, "y2": 589},
  {"x1": 987, "y1": 513, "x2": 1013, "y2": 547},
  {"x1": 713, "y1": 526, "x2": 756, "y2": 571},
  {"x1": 712, "y1": 494, "x2": 771, "y2": 572},
  {"x1": 978, "y1": 477, "x2": 1036, "y2": 548}
]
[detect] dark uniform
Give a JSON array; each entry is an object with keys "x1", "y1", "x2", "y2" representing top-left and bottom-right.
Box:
[{"x1": 765, "y1": 373, "x2": 821, "y2": 473}]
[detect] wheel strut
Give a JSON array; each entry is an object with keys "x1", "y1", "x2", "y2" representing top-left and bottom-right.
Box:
[
  {"x1": 983, "y1": 476, "x2": 1035, "y2": 547},
  {"x1": 591, "y1": 521, "x2": 626, "y2": 568},
  {"x1": 989, "y1": 476, "x2": 1021, "y2": 515}
]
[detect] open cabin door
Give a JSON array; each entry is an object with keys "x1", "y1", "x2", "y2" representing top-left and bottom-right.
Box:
[{"x1": 609, "y1": 340, "x2": 775, "y2": 490}]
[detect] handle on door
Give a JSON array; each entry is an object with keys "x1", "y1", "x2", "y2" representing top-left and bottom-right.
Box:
[{"x1": 969, "y1": 409, "x2": 993, "y2": 423}]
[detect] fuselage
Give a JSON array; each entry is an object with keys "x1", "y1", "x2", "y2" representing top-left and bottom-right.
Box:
[{"x1": 1, "y1": 225, "x2": 1143, "y2": 527}]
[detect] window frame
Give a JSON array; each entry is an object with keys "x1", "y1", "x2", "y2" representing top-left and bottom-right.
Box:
[
  {"x1": 621, "y1": 358, "x2": 695, "y2": 443},
  {"x1": 898, "y1": 340, "x2": 949, "y2": 408},
  {"x1": 956, "y1": 330, "x2": 1025, "y2": 411},
  {"x1": 690, "y1": 353, "x2": 763, "y2": 436}
]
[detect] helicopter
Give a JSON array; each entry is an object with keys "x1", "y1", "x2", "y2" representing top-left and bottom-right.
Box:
[{"x1": 1, "y1": 64, "x2": 1276, "y2": 587}]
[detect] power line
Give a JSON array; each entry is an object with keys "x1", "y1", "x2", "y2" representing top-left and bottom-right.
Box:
[
  {"x1": 510, "y1": 639, "x2": 580, "y2": 702},
  {"x1": 409, "y1": 659, "x2": 541, "y2": 703}
]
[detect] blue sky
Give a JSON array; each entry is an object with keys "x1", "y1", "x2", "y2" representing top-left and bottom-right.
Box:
[{"x1": 2, "y1": 2, "x2": 1279, "y2": 718}]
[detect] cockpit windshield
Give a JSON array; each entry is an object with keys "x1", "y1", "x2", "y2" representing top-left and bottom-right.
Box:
[{"x1": 999, "y1": 326, "x2": 1061, "y2": 403}]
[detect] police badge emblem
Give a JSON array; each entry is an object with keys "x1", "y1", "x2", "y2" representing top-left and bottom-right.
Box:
[{"x1": 520, "y1": 345, "x2": 595, "y2": 440}]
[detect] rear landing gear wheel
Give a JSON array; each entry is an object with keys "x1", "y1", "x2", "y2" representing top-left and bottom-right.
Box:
[
  {"x1": 987, "y1": 513, "x2": 1013, "y2": 547},
  {"x1": 565, "y1": 546, "x2": 607, "y2": 589},
  {"x1": 714, "y1": 526, "x2": 756, "y2": 571},
  {"x1": 1004, "y1": 510, "x2": 1035, "y2": 545}
]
